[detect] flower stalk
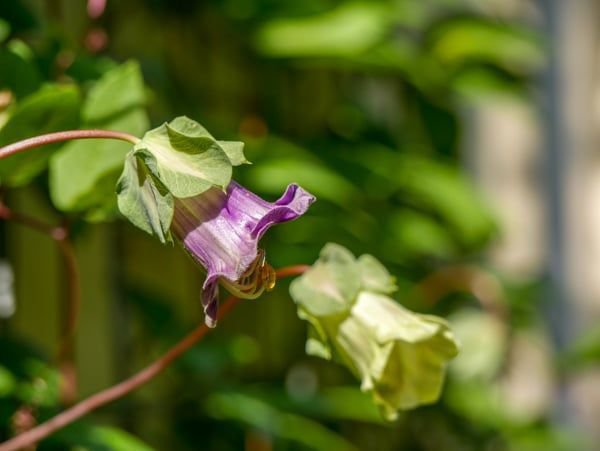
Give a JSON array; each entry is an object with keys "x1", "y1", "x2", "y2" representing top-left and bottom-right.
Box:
[
  {"x1": 0, "y1": 266, "x2": 308, "y2": 451},
  {"x1": 0, "y1": 129, "x2": 140, "y2": 160},
  {"x1": 0, "y1": 201, "x2": 80, "y2": 404}
]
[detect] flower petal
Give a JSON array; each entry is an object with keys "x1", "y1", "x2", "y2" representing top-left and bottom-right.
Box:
[{"x1": 171, "y1": 181, "x2": 315, "y2": 326}]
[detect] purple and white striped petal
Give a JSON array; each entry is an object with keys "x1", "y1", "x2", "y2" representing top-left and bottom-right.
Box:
[{"x1": 171, "y1": 181, "x2": 315, "y2": 327}]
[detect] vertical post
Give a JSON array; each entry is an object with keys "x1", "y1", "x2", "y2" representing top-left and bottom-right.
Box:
[{"x1": 537, "y1": 1, "x2": 573, "y2": 353}]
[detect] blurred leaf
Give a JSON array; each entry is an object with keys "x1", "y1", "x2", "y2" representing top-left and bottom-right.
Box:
[
  {"x1": 16, "y1": 359, "x2": 60, "y2": 407},
  {"x1": 0, "y1": 84, "x2": 81, "y2": 186},
  {"x1": 49, "y1": 109, "x2": 146, "y2": 213},
  {"x1": 53, "y1": 422, "x2": 156, "y2": 451},
  {"x1": 215, "y1": 386, "x2": 384, "y2": 425},
  {"x1": 205, "y1": 392, "x2": 359, "y2": 451},
  {"x1": 301, "y1": 386, "x2": 384, "y2": 423},
  {"x1": 246, "y1": 158, "x2": 361, "y2": 208},
  {"x1": 7, "y1": 38, "x2": 33, "y2": 61},
  {"x1": 83, "y1": 60, "x2": 146, "y2": 123},
  {"x1": 66, "y1": 54, "x2": 119, "y2": 83},
  {"x1": 255, "y1": 1, "x2": 389, "y2": 58},
  {"x1": 341, "y1": 147, "x2": 496, "y2": 248},
  {"x1": 448, "y1": 309, "x2": 506, "y2": 381},
  {"x1": 0, "y1": 365, "x2": 16, "y2": 397},
  {"x1": 0, "y1": 47, "x2": 40, "y2": 97},
  {"x1": 507, "y1": 426, "x2": 589, "y2": 451},
  {"x1": 381, "y1": 210, "x2": 457, "y2": 262},
  {"x1": 397, "y1": 157, "x2": 496, "y2": 246},
  {"x1": 560, "y1": 326, "x2": 600, "y2": 371},
  {"x1": 0, "y1": 19, "x2": 10, "y2": 42},
  {"x1": 428, "y1": 17, "x2": 544, "y2": 74},
  {"x1": 49, "y1": 61, "x2": 148, "y2": 215},
  {"x1": 451, "y1": 65, "x2": 528, "y2": 100},
  {"x1": 445, "y1": 381, "x2": 509, "y2": 429}
]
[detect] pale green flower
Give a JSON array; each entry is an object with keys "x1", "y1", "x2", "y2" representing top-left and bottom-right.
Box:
[{"x1": 290, "y1": 244, "x2": 459, "y2": 420}]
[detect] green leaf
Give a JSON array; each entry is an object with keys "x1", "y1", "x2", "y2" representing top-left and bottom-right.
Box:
[
  {"x1": 136, "y1": 116, "x2": 233, "y2": 197},
  {"x1": 255, "y1": 2, "x2": 389, "y2": 58},
  {"x1": 246, "y1": 157, "x2": 361, "y2": 209},
  {"x1": 560, "y1": 325, "x2": 600, "y2": 371},
  {"x1": 380, "y1": 210, "x2": 458, "y2": 262},
  {"x1": 49, "y1": 108, "x2": 147, "y2": 212},
  {"x1": 448, "y1": 309, "x2": 506, "y2": 381},
  {"x1": 429, "y1": 17, "x2": 544, "y2": 74},
  {"x1": 0, "y1": 84, "x2": 81, "y2": 187},
  {"x1": 49, "y1": 61, "x2": 148, "y2": 214},
  {"x1": 116, "y1": 151, "x2": 174, "y2": 243},
  {"x1": 16, "y1": 359, "x2": 60, "y2": 407},
  {"x1": 0, "y1": 19, "x2": 10, "y2": 43},
  {"x1": 54, "y1": 422, "x2": 156, "y2": 451},
  {"x1": 353, "y1": 149, "x2": 496, "y2": 248},
  {"x1": 83, "y1": 60, "x2": 146, "y2": 123},
  {"x1": 0, "y1": 47, "x2": 41, "y2": 98},
  {"x1": 0, "y1": 365, "x2": 16, "y2": 397},
  {"x1": 206, "y1": 392, "x2": 358, "y2": 451}
]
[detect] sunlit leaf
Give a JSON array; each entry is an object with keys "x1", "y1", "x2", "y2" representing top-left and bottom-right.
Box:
[{"x1": 135, "y1": 116, "x2": 233, "y2": 197}]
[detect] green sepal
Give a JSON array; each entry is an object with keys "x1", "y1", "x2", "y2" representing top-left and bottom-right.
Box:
[
  {"x1": 116, "y1": 150, "x2": 174, "y2": 244},
  {"x1": 136, "y1": 116, "x2": 245, "y2": 197},
  {"x1": 217, "y1": 140, "x2": 250, "y2": 166},
  {"x1": 357, "y1": 254, "x2": 397, "y2": 294},
  {"x1": 290, "y1": 243, "x2": 361, "y2": 317}
]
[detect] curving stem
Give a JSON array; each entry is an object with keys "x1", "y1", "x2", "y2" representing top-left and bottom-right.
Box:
[
  {"x1": 0, "y1": 265, "x2": 308, "y2": 451},
  {"x1": 0, "y1": 130, "x2": 140, "y2": 160},
  {"x1": 0, "y1": 203, "x2": 81, "y2": 404}
]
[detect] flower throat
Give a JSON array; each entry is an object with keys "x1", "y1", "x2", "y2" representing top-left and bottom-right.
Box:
[{"x1": 220, "y1": 249, "x2": 276, "y2": 299}]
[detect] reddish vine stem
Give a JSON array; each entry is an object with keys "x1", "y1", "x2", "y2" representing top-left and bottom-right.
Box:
[
  {"x1": 55, "y1": 232, "x2": 81, "y2": 405},
  {"x1": 0, "y1": 266, "x2": 308, "y2": 451},
  {"x1": 0, "y1": 203, "x2": 81, "y2": 404},
  {"x1": 0, "y1": 129, "x2": 140, "y2": 404},
  {"x1": 0, "y1": 129, "x2": 139, "y2": 160}
]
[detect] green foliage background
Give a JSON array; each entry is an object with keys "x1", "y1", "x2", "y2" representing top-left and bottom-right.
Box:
[{"x1": 0, "y1": 1, "x2": 593, "y2": 450}]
